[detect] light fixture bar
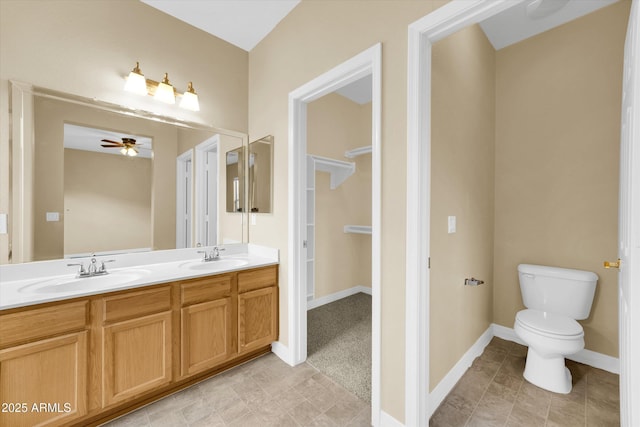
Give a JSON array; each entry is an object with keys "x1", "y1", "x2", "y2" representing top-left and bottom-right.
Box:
[{"x1": 124, "y1": 62, "x2": 200, "y2": 111}]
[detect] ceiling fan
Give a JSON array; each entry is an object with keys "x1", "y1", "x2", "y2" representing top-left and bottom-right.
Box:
[{"x1": 100, "y1": 137, "x2": 139, "y2": 156}]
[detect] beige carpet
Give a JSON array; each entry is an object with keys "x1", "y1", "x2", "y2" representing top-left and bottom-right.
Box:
[{"x1": 306, "y1": 292, "x2": 371, "y2": 402}]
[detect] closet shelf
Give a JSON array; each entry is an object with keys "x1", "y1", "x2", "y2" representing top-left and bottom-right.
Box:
[
  {"x1": 344, "y1": 225, "x2": 372, "y2": 234},
  {"x1": 308, "y1": 155, "x2": 355, "y2": 189},
  {"x1": 344, "y1": 145, "x2": 372, "y2": 158}
]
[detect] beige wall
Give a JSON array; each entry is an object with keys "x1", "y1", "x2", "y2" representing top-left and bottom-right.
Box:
[
  {"x1": 0, "y1": 0, "x2": 248, "y2": 263},
  {"x1": 493, "y1": 1, "x2": 629, "y2": 357},
  {"x1": 33, "y1": 96, "x2": 178, "y2": 260},
  {"x1": 430, "y1": 24, "x2": 496, "y2": 390},
  {"x1": 248, "y1": 1, "x2": 446, "y2": 420},
  {"x1": 64, "y1": 149, "x2": 152, "y2": 255},
  {"x1": 308, "y1": 94, "x2": 372, "y2": 299}
]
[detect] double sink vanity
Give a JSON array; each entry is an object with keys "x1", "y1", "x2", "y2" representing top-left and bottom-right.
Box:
[{"x1": 0, "y1": 244, "x2": 279, "y2": 426}]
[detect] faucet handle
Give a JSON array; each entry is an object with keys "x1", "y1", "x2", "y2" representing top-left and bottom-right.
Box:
[
  {"x1": 213, "y1": 246, "x2": 225, "y2": 259},
  {"x1": 197, "y1": 249, "x2": 211, "y2": 261},
  {"x1": 67, "y1": 262, "x2": 86, "y2": 275},
  {"x1": 100, "y1": 259, "x2": 116, "y2": 273}
]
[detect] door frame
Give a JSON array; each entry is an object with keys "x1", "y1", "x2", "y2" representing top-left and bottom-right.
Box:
[
  {"x1": 194, "y1": 135, "x2": 219, "y2": 247},
  {"x1": 176, "y1": 149, "x2": 193, "y2": 248},
  {"x1": 405, "y1": 0, "x2": 639, "y2": 424},
  {"x1": 617, "y1": 1, "x2": 640, "y2": 425},
  {"x1": 287, "y1": 43, "x2": 381, "y2": 424}
]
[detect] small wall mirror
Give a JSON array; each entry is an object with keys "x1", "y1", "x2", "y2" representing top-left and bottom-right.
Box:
[
  {"x1": 226, "y1": 146, "x2": 245, "y2": 212},
  {"x1": 248, "y1": 135, "x2": 274, "y2": 213}
]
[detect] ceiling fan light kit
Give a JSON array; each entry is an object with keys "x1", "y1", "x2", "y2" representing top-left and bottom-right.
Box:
[
  {"x1": 101, "y1": 137, "x2": 140, "y2": 157},
  {"x1": 124, "y1": 62, "x2": 200, "y2": 111}
]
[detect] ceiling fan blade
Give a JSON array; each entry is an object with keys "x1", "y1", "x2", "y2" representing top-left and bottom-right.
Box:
[
  {"x1": 101, "y1": 144, "x2": 122, "y2": 148},
  {"x1": 101, "y1": 139, "x2": 123, "y2": 145}
]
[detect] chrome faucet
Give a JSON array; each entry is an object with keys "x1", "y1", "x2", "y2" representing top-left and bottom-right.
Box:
[
  {"x1": 197, "y1": 246, "x2": 225, "y2": 262},
  {"x1": 67, "y1": 257, "x2": 115, "y2": 278}
]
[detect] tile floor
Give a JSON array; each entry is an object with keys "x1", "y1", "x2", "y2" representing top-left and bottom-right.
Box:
[
  {"x1": 102, "y1": 353, "x2": 371, "y2": 427},
  {"x1": 430, "y1": 337, "x2": 620, "y2": 427}
]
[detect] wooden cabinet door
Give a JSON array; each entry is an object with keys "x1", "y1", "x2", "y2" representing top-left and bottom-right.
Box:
[
  {"x1": 181, "y1": 297, "x2": 232, "y2": 377},
  {"x1": 0, "y1": 331, "x2": 87, "y2": 427},
  {"x1": 102, "y1": 311, "x2": 172, "y2": 407},
  {"x1": 238, "y1": 286, "x2": 277, "y2": 354}
]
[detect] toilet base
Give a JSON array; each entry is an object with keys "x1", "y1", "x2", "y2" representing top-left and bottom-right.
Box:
[{"x1": 523, "y1": 347, "x2": 572, "y2": 394}]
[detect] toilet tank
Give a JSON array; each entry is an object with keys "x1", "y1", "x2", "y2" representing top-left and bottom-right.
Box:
[{"x1": 518, "y1": 264, "x2": 598, "y2": 320}]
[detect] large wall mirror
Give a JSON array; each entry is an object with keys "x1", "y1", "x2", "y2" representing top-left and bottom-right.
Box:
[{"x1": 9, "y1": 82, "x2": 248, "y2": 263}]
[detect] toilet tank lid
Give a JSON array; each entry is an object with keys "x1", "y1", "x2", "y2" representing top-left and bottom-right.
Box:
[{"x1": 518, "y1": 264, "x2": 598, "y2": 282}]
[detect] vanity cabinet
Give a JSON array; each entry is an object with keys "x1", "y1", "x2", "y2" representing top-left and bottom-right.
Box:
[
  {"x1": 100, "y1": 287, "x2": 172, "y2": 407},
  {"x1": 238, "y1": 266, "x2": 278, "y2": 354},
  {"x1": 0, "y1": 264, "x2": 278, "y2": 426},
  {"x1": 0, "y1": 301, "x2": 88, "y2": 427},
  {"x1": 179, "y1": 274, "x2": 235, "y2": 377}
]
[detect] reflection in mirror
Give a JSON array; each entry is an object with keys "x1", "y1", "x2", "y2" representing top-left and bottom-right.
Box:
[
  {"x1": 226, "y1": 147, "x2": 245, "y2": 213},
  {"x1": 16, "y1": 86, "x2": 248, "y2": 263},
  {"x1": 63, "y1": 124, "x2": 153, "y2": 257},
  {"x1": 249, "y1": 135, "x2": 273, "y2": 213}
]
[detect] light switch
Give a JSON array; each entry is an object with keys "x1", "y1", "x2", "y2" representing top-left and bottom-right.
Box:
[
  {"x1": 448, "y1": 216, "x2": 456, "y2": 234},
  {"x1": 251, "y1": 213, "x2": 257, "y2": 225},
  {"x1": 46, "y1": 212, "x2": 60, "y2": 222}
]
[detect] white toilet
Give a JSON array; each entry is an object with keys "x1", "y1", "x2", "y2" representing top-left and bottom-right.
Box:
[{"x1": 514, "y1": 264, "x2": 598, "y2": 394}]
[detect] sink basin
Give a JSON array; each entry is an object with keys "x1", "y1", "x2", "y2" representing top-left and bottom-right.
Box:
[
  {"x1": 18, "y1": 269, "x2": 152, "y2": 294},
  {"x1": 179, "y1": 258, "x2": 249, "y2": 272}
]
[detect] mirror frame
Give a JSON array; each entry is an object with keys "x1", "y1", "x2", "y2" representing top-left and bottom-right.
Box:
[{"x1": 8, "y1": 80, "x2": 249, "y2": 264}]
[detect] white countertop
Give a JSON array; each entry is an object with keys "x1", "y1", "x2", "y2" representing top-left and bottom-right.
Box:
[{"x1": 0, "y1": 244, "x2": 278, "y2": 311}]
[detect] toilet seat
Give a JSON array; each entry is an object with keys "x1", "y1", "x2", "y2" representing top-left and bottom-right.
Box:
[{"x1": 516, "y1": 309, "x2": 583, "y2": 340}]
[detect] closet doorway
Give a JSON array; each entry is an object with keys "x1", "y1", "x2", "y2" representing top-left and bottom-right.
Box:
[
  {"x1": 288, "y1": 43, "x2": 381, "y2": 424},
  {"x1": 305, "y1": 76, "x2": 373, "y2": 402}
]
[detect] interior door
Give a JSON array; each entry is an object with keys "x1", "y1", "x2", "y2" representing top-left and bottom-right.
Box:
[{"x1": 617, "y1": 1, "x2": 639, "y2": 425}]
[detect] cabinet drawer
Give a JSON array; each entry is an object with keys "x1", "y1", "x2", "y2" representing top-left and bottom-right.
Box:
[
  {"x1": 181, "y1": 274, "x2": 233, "y2": 306},
  {"x1": 103, "y1": 287, "x2": 171, "y2": 324},
  {"x1": 0, "y1": 301, "x2": 87, "y2": 348},
  {"x1": 238, "y1": 266, "x2": 277, "y2": 293}
]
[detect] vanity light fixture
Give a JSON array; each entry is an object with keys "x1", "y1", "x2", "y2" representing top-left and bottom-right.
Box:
[{"x1": 124, "y1": 62, "x2": 200, "y2": 111}]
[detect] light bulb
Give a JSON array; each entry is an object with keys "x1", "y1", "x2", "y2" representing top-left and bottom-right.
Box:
[
  {"x1": 124, "y1": 62, "x2": 147, "y2": 96},
  {"x1": 179, "y1": 82, "x2": 200, "y2": 111},
  {"x1": 154, "y1": 73, "x2": 175, "y2": 104}
]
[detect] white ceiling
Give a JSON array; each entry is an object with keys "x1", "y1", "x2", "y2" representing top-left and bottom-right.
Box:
[
  {"x1": 141, "y1": 0, "x2": 300, "y2": 52},
  {"x1": 479, "y1": 0, "x2": 619, "y2": 50},
  {"x1": 335, "y1": 75, "x2": 373, "y2": 105},
  {"x1": 64, "y1": 124, "x2": 153, "y2": 158}
]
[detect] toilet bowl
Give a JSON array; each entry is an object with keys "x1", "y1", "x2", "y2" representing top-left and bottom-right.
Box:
[
  {"x1": 514, "y1": 264, "x2": 598, "y2": 394},
  {"x1": 514, "y1": 309, "x2": 584, "y2": 393}
]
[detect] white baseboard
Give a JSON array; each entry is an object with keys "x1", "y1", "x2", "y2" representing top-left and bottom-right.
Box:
[
  {"x1": 568, "y1": 347, "x2": 620, "y2": 374},
  {"x1": 429, "y1": 326, "x2": 494, "y2": 417},
  {"x1": 307, "y1": 285, "x2": 372, "y2": 310},
  {"x1": 492, "y1": 323, "x2": 526, "y2": 346},
  {"x1": 491, "y1": 323, "x2": 620, "y2": 374},
  {"x1": 380, "y1": 410, "x2": 404, "y2": 427}
]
